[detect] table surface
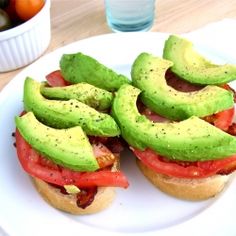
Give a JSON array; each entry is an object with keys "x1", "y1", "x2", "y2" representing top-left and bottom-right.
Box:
[{"x1": 1, "y1": 0, "x2": 236, "y2": 91}]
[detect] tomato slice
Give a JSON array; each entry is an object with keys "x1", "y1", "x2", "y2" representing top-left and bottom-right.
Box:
[
  {"x1": 45, "y1": 70, "x2": 71, "y2": 87},
  {"x1": 214, "y1": 107, "x2": 235, "y2": 131},
  {"x1": 132, "y1": 148, "x2": 236, "y2": 178},
  {"x1": 210, "y1": 84, "x2": 236, "y2": 131},
  {"x1": 15, "y1": 129, "x2": 129, "y2": 188},
  {"x1": 204, "y1": 107, "x2": 235, "y2": 131}
]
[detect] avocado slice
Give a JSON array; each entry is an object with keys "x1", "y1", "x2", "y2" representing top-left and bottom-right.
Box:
[
  {"x1": 112, "y1": 84, "x2": 236, "y2": 162},
  {"x1": 15, "y1": 112, "x2": 99, "y2": 171},
  {"x1": 23, "y1": 77, "x2": 120, "y2": 137},
  {"x1": 41, "y1": 82, "x2": 113, "y2": 111},
  {"x1": 131, "y1": 53, "x2": 234, "y2": 120},
  {"x1": 60, "y1": 52, "x2": 130, "y2": 91},
  {"x1": 163, "y1": 35, "x2": 236, "y2": 85}
]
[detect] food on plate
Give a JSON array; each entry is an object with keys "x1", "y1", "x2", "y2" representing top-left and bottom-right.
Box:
[
  {"x1": 132, "y1": 53, "x2": 234, "y2": 120},
  {"x1": 163, "y1": 35, "x2": 236, "y2": 85},
  {"x1": 16, "y1": 112, "x2": 101, "y2": 171},
  {"x1": 112, "y1": 82, "x2": 236, "y2": 200},
  {"x1": 121, "y1": 35, "x2": 236, "y2": 200},
  {"x1": 112, "y1": 84, "x2": 236, "y2": 161},
  {"x1": 15, "y1": 69, "x2": 129, "y2": 214},
  {"x1": 60, "y1": 52, "x2": 130, "y2": 91},
  {"x1": 15, "y1": 115, "x2": 128, "y2": 214},
  {"x1": 41, "y1": 81, "x2": 113, "y2": 111},
  {"x1": 14, "y1": 36, "x2": 236, "y2": 209},
  {"x1": 23, "y1": 77, "x2": 120, "y2": 135},
  {"x1": 45, "y1": 70, "x2": 71, "y2": 87}
]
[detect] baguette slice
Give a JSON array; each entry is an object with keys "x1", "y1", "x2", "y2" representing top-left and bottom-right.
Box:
[
  {"x1": 137, "y1": 159, "x2": 231, "y2": 201},
  {"x1": 32, "y1": 155, "x2": 120, "y2": 214}
]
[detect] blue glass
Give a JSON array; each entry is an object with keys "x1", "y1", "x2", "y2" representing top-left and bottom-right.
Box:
[{"x1": 105, "y1": 0, "x2": 155, "y2": 32}]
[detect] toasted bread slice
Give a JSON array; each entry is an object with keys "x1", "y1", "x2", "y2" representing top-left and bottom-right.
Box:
[{"x1": 137, "y1": 159, "x2": 231, "y2": 201}]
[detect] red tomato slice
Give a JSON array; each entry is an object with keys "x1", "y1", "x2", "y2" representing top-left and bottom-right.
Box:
[
  {"x1": 45, "y1": 70, "x2": 71, "y2": 87},
  {"x1": 204, "y1": 107, "x2": 235, "y2": 131},
  {"x1": 132, "y1": 148, "x2": 236, "y2": 178},
  {"x1": 210, "y1": 84, "x2": 236, "y2": 131},
  {"x1": 214, "y1": 107, "x2": 235, "y2": 131},
  {"x1": 15, "y1": 129, "x2": 129, "y2": 188}
]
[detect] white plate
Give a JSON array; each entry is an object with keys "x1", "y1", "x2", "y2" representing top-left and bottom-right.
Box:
[{"x1": 1, "y1": 32, "x2": 236, "y2": 236}]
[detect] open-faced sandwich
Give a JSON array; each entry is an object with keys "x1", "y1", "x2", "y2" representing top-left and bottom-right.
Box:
[
  {"x1": 14, "y1": 53, "x2": 130, "y2": 214},
  {"x1": 112, "y1": 35, "x2": 236, "y2": 201},
  {"x1": 14, "y1": 36, "x2": 236, "y2": 212}
]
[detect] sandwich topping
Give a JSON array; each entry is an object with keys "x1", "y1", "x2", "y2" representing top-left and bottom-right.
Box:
[
  {"x1": 131, "y1": 52, "x2": 234, "y2": 120},
  {"x1": 14, "y1": 65, "x2": 130, "y2": 209},
  {"x1": 112, "y1": 84, "x2": 236, "y2": 162},
  {"x1": 163, "y1": 34, "x2": 236, "y2": 85},
  {"x1": 13, "y1": 35, "x2": 236, "y2": 209}
]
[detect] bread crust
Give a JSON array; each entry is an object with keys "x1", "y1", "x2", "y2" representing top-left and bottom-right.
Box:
[
  {"x1": 137, "y1": 159, "x2": 231, "y2": 201},
  {"x1": 32, "y1": 177, "x2": 115, "y2": 214},
  {"x1": 31, "y1": 154, "x2": 120, "y2": 214}
]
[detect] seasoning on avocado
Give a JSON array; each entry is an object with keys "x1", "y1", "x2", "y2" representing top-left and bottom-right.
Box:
[
  {"x1": 131, "y1": 52, "x2": 234, "y2": 120},
  {"x1": 23, "y1": 77, "x2": 120, "y2": 137},
  {"x1": 163, "y1": 35, "x2": 236, "y2": 85},
  {"x1": 112, "y1": 84, "x2": 236, "y2": 162}
]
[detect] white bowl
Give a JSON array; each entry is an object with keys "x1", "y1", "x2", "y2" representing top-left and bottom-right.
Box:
[{"x1": 0, "y1": 0, "x2": 51, "y2": 72}]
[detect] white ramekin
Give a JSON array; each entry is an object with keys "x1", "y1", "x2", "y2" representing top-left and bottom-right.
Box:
[{"x1": 0, "y1": 0, "x2": 51, "y2": 72}]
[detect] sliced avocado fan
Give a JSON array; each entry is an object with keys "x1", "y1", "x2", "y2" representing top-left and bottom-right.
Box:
[
  {"x1": 131, "y1": 53, "x2": 234, "y2": 120},
  {"x1": 15, "y1": 112, "x2": 99, "y2": 171},
  {"x1": 23, "y1": 77, "x2": 120, "y2": 137},
  {"x1": 112, "y1": 84, "x2": 236, "y2": 162},
  {"x1": 60, "y1": 52, "x2": 130, "y2": 91},
  {"x1": 41, "y1": 82, "x2": 113, "y2": 111},
  {"x1": 163, "y1": 35, "x2": 236, "y2": 85}
]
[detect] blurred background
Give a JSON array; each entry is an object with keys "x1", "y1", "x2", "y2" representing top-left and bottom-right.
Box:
[
  {"x1": 47, "y1": 0, "x2": 236, "y2": 49},
  {"x1": 1, "y1": 0, "x2": 236, "y2": 89}
]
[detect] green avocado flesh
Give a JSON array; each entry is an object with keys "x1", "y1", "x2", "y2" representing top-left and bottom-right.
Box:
[
  {"x1": 41, "y1": 82, "x2": 113, "y2": 111},
  {"x1": 131, "y1": 53, "x2": 234, "y2": 120},
  {"x1": 112, "y1": 84, "x2": 236, "y2": 162},
  {"x1": 163, "y1": 35, "x2": 236, "y2": 85},
  {"x1": 23, "y1": 77, "x2": 120, "y2": 137},
  {"x1": 60, "y1": 52, "x2": 130, "y2": 91},
  {"x1": 15, "y1": 112, "x2": 99, "y2": 171}
]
